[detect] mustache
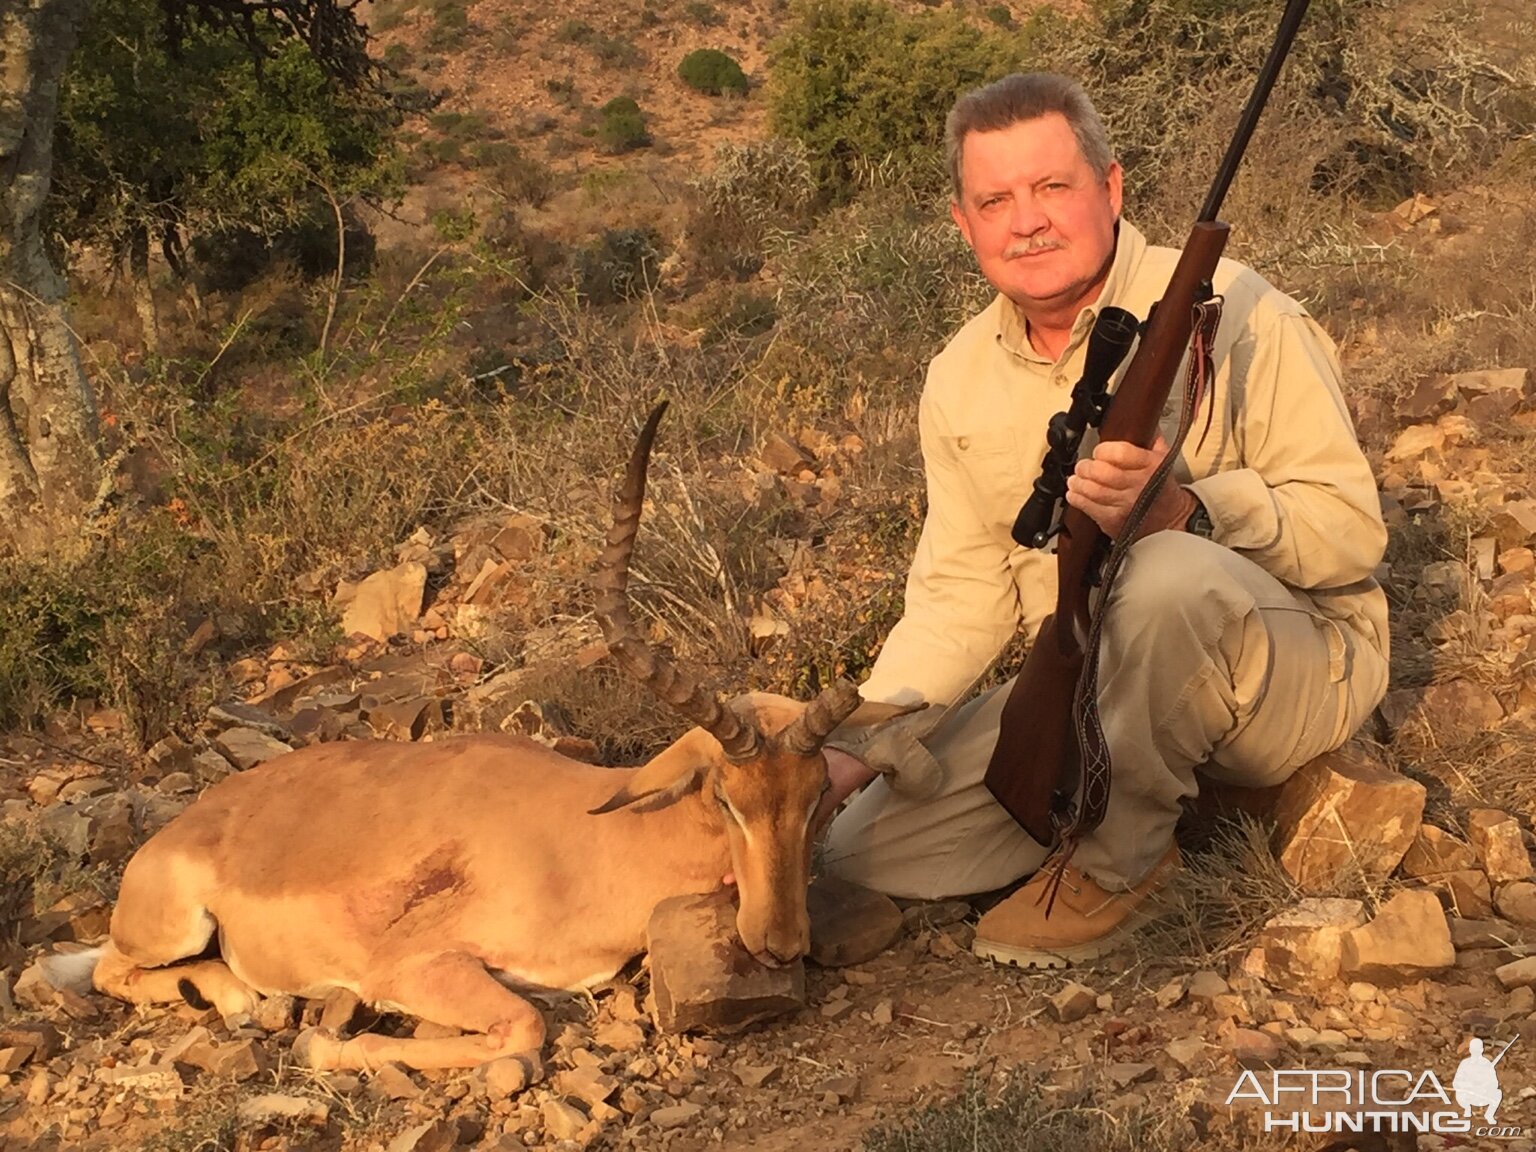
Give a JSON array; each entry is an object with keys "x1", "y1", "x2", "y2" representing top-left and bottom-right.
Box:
[{"x1": 1004, "y1": 238, "x2": 1064, "y2": 258}]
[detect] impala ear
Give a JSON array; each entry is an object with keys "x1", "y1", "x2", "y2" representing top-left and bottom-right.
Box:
[{"x1": 589, "y1": 729, "x2": 719, "y2": 815}]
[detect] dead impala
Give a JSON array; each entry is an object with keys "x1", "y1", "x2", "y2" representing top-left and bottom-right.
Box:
[{"x1": 45, "y1": 401, "x2": 861, "y2": 1081}]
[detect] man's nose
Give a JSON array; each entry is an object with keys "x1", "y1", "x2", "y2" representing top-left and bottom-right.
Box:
[{"x1": 1010, "y1": 195, "x2": 1047, "y2": 235}]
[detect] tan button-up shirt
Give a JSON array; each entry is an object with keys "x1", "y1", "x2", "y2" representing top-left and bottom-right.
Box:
[{"x1": 857, "y1": 220, "x2": 1390, "y2": 714}]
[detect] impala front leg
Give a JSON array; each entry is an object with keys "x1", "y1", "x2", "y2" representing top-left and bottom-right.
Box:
[{"x1": 296, "y1": 950, "x2": 546, "y2": 1080}]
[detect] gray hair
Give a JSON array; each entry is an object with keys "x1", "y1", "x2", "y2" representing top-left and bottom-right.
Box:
[{"x1": 944, "y1": 72, "x2": 1114, "y2": 200}]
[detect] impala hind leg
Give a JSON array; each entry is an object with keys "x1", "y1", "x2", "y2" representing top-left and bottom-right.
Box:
[
  {"x1": 93, "y1": 940, "x2": 260, "y2": 1020},
  {"x1": 296, "y1": 951, "x2": 546, "y2": 1080}
]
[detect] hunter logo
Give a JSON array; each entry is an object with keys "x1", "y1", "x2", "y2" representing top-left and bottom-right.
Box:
[{"x1": 1226, "y1": 1036, "x2": 1525, "y2": 1138}]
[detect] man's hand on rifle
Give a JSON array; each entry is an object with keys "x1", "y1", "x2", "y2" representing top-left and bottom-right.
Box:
[{"x1": 1065, "y1": 433, "x2": 1199, "y2": 541}]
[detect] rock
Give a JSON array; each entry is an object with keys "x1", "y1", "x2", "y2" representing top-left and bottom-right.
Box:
[
  {"x1": 1385, "y1": 424, "x2": 1446, "y2": 462},
  {"x1": 1223, "y1": 1028, "x2": 1281, "y2": 1064},
  {"x1": 213, "y1": 727, "x2": 294, "y2": 771},
  {"x1": 388, "y1": 1119, "x2": 458, "y2": 1152},
  {"x1": 1187, "y1": 971, "x2": 1229, "y2": 1000},
  {"x1": 0, "y1": 1047, "x2": 32, "y2": 1074},
  {"x1": 1270, "y1": 746, "x2": 1424, "y2": 890},
  {"x1": 1165, "y1": 1036, "x2": 1207, "y2": 1068},
  {"x1": 12, "y1": 960, "x2": 65, "y2": 1011},
  {"x1": 175, "y1": 1036, "x2": 269, "y2": 1080},
  {"x1": 759, "y1": 433, "x2": 814, "y2": 475},
  {"x1": 734, "y1": 1062, "x2": 781, "y2": 1088},
  {"x1": 1418, "y1": 681, "x2": 1507, "y2": 739},
  {"x1": 1454, "y1": 367, "x2": 1528, "y2": 402},
  {"x1": 1255, "y1": 898, "x2": 1368, "y2": 990},
  {"x1": 1496, "y1": 882, "x2": 1536, "y2": 927},
  {"x1": 1432, "y1": 869, "x2": 1496, "y2": 919},
  {"x1": 237, "y1": 1094, "x2": 330, "y2": 1128},
  {"x1": 338, "y1": 561, "x2": 428, "y2": 642},
  {"x1": 540, "y1": 1099, "x2": 586, "y2": 1148},
  {"x1": 1495, "y1": 956, "x2": 1536, "y2": 990},
  {"x1": 1501, "y1": 547, "x2": 1536, "y2": 576},
  {"x1": 1467, "y1": 809, "x2": 1535, "y2": 883},
  {"x1": 1154, "y1": 978, "x2": 1187, "y2": 1009},
  {"x1": 1451, "y1": 918, "x2": 1524, "y2": 951},
  {"x1": 1493, "y1": 500, "x2": 1536, "y2": 551},
  {"x1": 806, "y1": 876, "x2": 904, "y2": 967},
  {"x1": 1051, "y1": 982, "x2": 1098, "y2": 1024},
  {"x1": 1107, "y1": 1062, "x2": 1156, "y2": 1088},
  {"x1": 366, "y1": 697, "x2": 444, "y2": 741},
  {"x1": 592, "y1": 1019, "x2": 646, "y2": 1053},
  {"x1": 554, "y1": 1065, "x2": 618, "y2": 1108},
  {"x1": 368, "y1": 1063, "x2": 420, "y2": 1100},
  {"x1": 251, "y1": 994, "x2": 297, "y2": 1032},
  {"x1": 1399, "y1": 824, "x2": 1478, "y2": 877},
  {"x1": 650, "y1": 1101, "x2": 704, "y2": 1130},
  {"x1": 97, "y1": 1062, "x2": 186, "y2": 1097},
  {"x1": 207, "y1": 701, "x2": 293, "y2": 740},
  {"x1": 0, "y1": 1023, "x2": 62, "y2": 1063},
  {"x1": 1340, "y1": 890, "x2": 1455, "y2": 983},
  {"x1": 646, "y1": 892, "x2": 805, "y2": 1034}
]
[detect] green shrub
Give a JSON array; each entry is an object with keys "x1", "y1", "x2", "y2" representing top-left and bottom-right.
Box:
[
  {"x1": 684, "y1": 1, "x2": 724, "y2": 27},
  {"x1": 678, "y1": 48, "x2": 749, "y2": 96},
  {"x1": 598, "y1": 95, "x2": 651, "y2": 152},
  {"x1": 554, "y1": 18, "x2": 595, "y2": 42},
  {"x1": 766, "y1": 0, "x2": 1028, "y2": 199}
]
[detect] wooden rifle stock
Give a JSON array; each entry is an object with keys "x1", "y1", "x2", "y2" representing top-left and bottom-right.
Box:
[
  {"x1": 981, "y1": 0, "x2": 1314, "y2": 846},
  {"x1": 982, "y1": 224, "x2": 1229, "y2": 845}
]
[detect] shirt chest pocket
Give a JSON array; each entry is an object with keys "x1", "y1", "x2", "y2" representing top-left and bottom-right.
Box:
[{"x1": 940, "y1": 429, "x2": 1034, "y2": 533}]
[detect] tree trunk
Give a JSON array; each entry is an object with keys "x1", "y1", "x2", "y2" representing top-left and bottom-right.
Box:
[
  {"x1": 128, "y1": 224, "x2": 161, "y2": 356},
  {"x1": 0, "y1": 0, "x2": 103, "y2": 561}
]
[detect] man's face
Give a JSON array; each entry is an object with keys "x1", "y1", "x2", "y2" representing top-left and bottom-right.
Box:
[{"x1": 949, "y1": 113, "x2": 1123, "y2": 318}]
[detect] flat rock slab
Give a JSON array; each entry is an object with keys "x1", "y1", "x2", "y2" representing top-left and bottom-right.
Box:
[
  {"x1": 1341, "y1": 889, "x2": 1454, "y2": 984},
  {"x1": 806, "y1": 876, "x2": 904, "y2": 966},
  {"x1": 213, "y1": 727, "x2": 294, "y2": 771},
  {"x1": 647, "y1": 892, "x2": 805, "y2": 1035},
  {"x1": 1270, "y1": 745, "x2": 1424, "y2": 891}
]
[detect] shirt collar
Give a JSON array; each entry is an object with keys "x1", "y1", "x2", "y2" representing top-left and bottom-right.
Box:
[{"x1": 995, "y1": 219, "x2": 1148, "y2": 365}]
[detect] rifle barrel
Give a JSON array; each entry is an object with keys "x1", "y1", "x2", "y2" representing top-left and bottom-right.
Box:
[{"x1": 1199, "y1": 0, "x2": 1314, "y2": 223}]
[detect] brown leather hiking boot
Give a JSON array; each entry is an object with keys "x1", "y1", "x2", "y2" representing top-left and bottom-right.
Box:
[{"x1": 971, "y1": 843, "x2": 1181, "y2": 969}]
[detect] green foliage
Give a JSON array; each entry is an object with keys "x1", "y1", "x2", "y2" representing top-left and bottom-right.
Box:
[
  {"x1": 0, "y1": 516, "x2": 219, "y2": 743},
  {"x1": 598, "y1": 96, "x2": 651, "y2": 152},
  {"x1": 766, "y1": 0, "x2": 1030, "y2": 199},
  {"x1": 684, "y1": 1, "x2": 725, "y2": 27},
  {"x1": 983, "y1": 4, "x2": 1013, "y2": 26},
  {"x1": 678, "y1": 48, "x2": 749, "y2": 96},
  {"x1": 555, "y1": 18, "x2": 595, "y2": 42},
  {"x1": 423, "y1": 0, "x2": 472, "y2": 52},
  {"x1": 48, "y1": 0, "x2": 402, "y2": 272}
]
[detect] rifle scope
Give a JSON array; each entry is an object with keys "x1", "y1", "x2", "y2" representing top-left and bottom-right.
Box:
[{"x1": 1010, "y1": 305, "x2": 1140, "y2": 549}]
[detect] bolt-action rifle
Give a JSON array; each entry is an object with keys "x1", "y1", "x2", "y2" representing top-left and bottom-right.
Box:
[{"x1": 982, "y1": 0, "x2": 1315, "y2": 874}]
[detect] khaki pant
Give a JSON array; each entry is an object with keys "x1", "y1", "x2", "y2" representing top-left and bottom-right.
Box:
[{"x1": 821, "y1": 532, "x2": 1389, "y2": 900}]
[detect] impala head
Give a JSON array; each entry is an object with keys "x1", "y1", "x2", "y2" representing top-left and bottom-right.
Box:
[{"x1": 587, "y1": 402, "x2": 861, "y2": 966}]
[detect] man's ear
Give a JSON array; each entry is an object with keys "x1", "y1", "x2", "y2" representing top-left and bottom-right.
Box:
[
  {"x1": 589, "y1": 729, "x2": 720, "y2": 815},
  {"x1": 950, "y1": 198, "x2": 974, "y2": 250}
]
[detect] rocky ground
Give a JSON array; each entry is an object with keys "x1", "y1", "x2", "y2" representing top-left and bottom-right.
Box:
[{"x1": 5, "y1": 346, "x2": 1536, "y2": 1151}]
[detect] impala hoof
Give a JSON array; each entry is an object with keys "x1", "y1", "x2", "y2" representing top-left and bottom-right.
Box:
[
  {"x1": 294, "y1": 1026, "x2": 345, "y2": 1071},
  {"x1": 483, "y1": 1052, "x2": 544, "y2": 1095}
]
